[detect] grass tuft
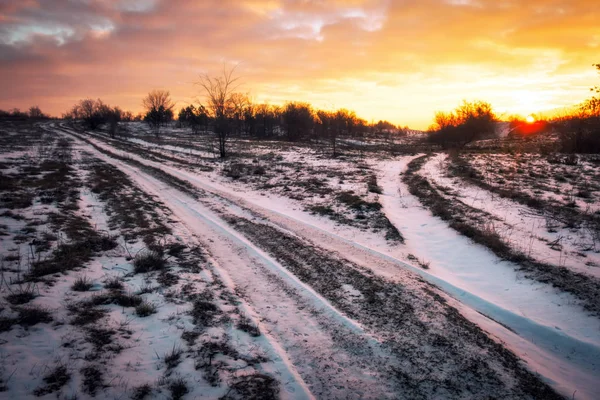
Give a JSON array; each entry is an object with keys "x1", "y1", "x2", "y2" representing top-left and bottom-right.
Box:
[
  {"x1": 103, "y1": 275, "x2": 124, "y2": 290},
  {"x1": 33, "y1": 364, "x2": 70, "y2": 396},
  {"x1": 80, "y1": 365, "x2": 105, "y2": 396},
  {"x1": 237, "y1": 314, "x2": 261, "y2": 337},
  {"x1": 131, "y1": 383, "x2": 153, "y2": 400},
  {"x1": 135, "y1": 301, "x2": 157, "y2": 317},
  {"x1": 168, "y1": 377, "x2": 189, "y2": 400},
  {"x1": 164, "y1": 344, "x2": 183, "y2": 369},
  {"x1": 71, "y1": 276, "x2": 93, "y2": 291},
  {"x1": 221, "y1": 373, "x2": 279, "y2": 400},
  {"x1": 133, "y1": 250, "x2": 165, "y2": 273},
  {"x1": 5, "y1": 283, "x2": 37, "y2": 305}
]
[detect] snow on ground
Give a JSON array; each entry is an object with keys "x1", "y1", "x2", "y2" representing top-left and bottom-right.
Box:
[
  {"x1": 467, "y1": 152, "x2": 600, "y2": 212},
  {"x1": 421, "y1": 153, "x2": 600, "y2": 277},
  {"x1": 60, "y1": 125, "x2": 600, "y2": 399},
  {"x1": 67, "y1": 134, "x2": 414, "y2": 399},
  {"x1": 129, "y1": 137, "x2": 215, "y2": 159},
  {"x1": 374, "y1": 157, "x2": 600, "y2": 398},
  {"x1": 0, "y1": 131, "x2": 309, "y2": 399}
]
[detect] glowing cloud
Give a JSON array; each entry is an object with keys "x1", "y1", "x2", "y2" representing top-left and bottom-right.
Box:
[{"x1": 0, "y1": 0, "x2": 597, "y2": 128}]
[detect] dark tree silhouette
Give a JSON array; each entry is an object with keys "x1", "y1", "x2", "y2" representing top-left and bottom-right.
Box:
[
  {"x1": 197, "y1": 66, "x2": 241, "y2": 158},
  {"x1": 142, "y1": 90, "x2": 175, "y2": 135},
  {"x1": 254, "y1": 103, "x2": 280, "y2": 139},
  {"x1": 178, "y1": 104, "x2": 209, "y2": 134},
  {"x1": 28, "y1": 106, "x2": 46, "y2": 119},
  {"x1": 556, "y1": 64, "x2": 600, "y2": 153},
  {"x1": 65, "y1": 99, "x2": 117, "y2": 130},
  {"x1": 282, "y1": 102, "x2": 314, "y2": 142},
  {"x1": 428, "y1": 100, "x2": 497, "y2": 149}
]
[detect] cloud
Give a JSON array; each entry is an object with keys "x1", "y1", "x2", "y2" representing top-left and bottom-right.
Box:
[{"x1": 0, "y1": 0, "x2": 597, "y2": 128}]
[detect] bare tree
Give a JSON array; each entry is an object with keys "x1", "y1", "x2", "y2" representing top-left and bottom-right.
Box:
[
  {"x1": 197, "y1": 66, "x2": 241, "y2": 158},
  {"x1": 66, "y1": 98, "x2": 113, "y2": 130},
  {"x1": 142, "y1": 90, "x2": 175, "y2": 135},
  {"x1": 28, "y1": 106, "x2": 45, "y2": 119},
  {"x1": 229, "y1": 92, "x2": 250, "y2": 136}
]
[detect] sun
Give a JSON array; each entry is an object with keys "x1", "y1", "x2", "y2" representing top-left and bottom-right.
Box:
[{"x1": 525, "y1": 115, "x2": 535, "y2": 123}]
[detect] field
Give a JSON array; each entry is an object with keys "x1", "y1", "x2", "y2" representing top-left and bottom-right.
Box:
[{"x1": 0, "y1": 120, "x2": 599, "y2": 399}]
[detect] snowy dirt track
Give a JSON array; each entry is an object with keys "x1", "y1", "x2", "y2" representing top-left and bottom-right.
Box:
[
  {"x1": 85, "y1": 147, "x2": 396, "y2": 399},
  {"x1": 51, "y1": 123, "x2": 600, "y2": 399}
]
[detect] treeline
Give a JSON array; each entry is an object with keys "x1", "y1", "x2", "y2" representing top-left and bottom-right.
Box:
[
  {"x1": 426, "y1": 100, "x2": 497, "y2": 149},
  {"x1": 426, "y1": 64, "x2": 600, "y2": 153},
  {"x1": 552, "y1": 89, "x2": 600, "y2": 153},
  {"x1": 178, "y1": 99, "x2": 402, "y2": 142},
  {"x1": 63, "y1": 98, "x2": 141, "y2": 137},
  {"x1": 0, "y1": 106, "x2": 50, "y2": 120},
  {"x1": 60, "y1": 83, "x2": 407, "y2": 157},
  {"x1": 13, "y1": 63, "x2": 598, "y2": 155}
]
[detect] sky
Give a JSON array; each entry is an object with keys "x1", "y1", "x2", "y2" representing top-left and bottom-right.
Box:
[{"x1": 0, "y1": 0, "x2": 598, "y2": 129}]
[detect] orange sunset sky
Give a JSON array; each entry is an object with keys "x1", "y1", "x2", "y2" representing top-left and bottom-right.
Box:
[{"x1": 0, "y1": 0, "x2": 598, "y2": 129}]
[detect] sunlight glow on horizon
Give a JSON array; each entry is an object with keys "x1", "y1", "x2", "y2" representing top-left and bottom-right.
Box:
[{"x1": 0, "y1": 1, "x2": 598, "y2": 130}]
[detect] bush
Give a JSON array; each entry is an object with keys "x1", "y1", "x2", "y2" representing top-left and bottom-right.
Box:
[
  {"x1": 222, "y1": 373, "x2": 279, "y2": 400},
  {"x1": 190, "y1": 299, "x2": 220, "y2": 326},
  {"x1": 80, "y1": 365, "x2": 104, "y2": 395},
  {"x1": 337, "y1": 191, "x2": 382, "y2": 211},
  {"x1": 554, "y1": 114, "x2": 600, "y2": 153},
  {"x1": 427, "y1": 100, "x2": 497, "y2": 149},
  {"x1": 237, "y1": 314, "x2": 261, "y2": 337},
  {"x1": 29, "y1": 234, "x2": 118, "y2": 278},
  {"x1": 69, "y1": 305, "x2": 107, "y2": 326}
]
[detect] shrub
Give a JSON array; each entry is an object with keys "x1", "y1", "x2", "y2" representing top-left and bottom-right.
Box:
[
  {"x1": 337, "y1": 191, "x2": 382, "y2": 211},
  {"x1": 69, "y1": 305, "x2": 107, "y2": 326},
  {"x1": 427, "y1": 100, "x2": 497, "y2": 149},
  {"x1": 308, "y1": 204, "x2": 335, "y2": 216},
  {"x1": 29, "y1": 234, "x2": 118, "y2": 278},
  {"x1": 190, "y1": 299, "x2": 220, "y2": 326},
  {"x1": 223, "y1": 373, "x2": 279, "y2": 400}
]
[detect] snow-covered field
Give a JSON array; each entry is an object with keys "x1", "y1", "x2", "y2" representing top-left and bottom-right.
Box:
[{"x1": 1, "y1": 120, "x2": 599, "y2": 399}]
